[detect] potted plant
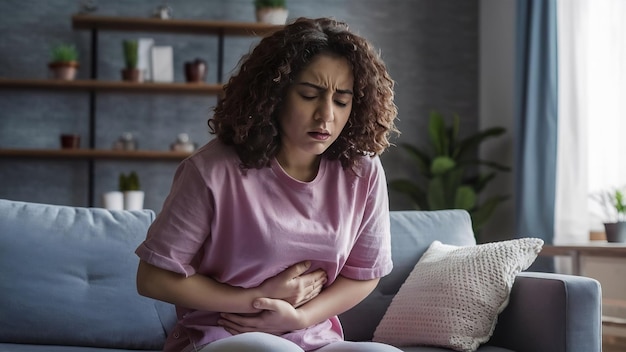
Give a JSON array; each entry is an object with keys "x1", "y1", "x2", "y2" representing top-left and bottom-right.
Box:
[
  {"x1": 254, "y1": 0, "x2": 288, "y2": 25},
  {"x1": 121, "y1": 40, "x2": 143, "y2": 82},
  {"x1": 119, "y1": 171, "x2": 144, "y2": 210},
  {"x1": 389, "y1": 110, "x2": 511, "y2": 236},
  {"x1": 591, "y1": 188, "x2": 626, "y2": 242},
  {"x1": 48, "y1": 44, "x2": 79, "y2": 80}
]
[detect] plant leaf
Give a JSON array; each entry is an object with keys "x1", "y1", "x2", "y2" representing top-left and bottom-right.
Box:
[
  {"x1": 457, "y1": 158, "x2": 511, "y2": 172},
  {"x1": 457, "y1": 127, "x2": 506, "y2": 160},
  {"x1": 430, "y1": 156, "x2": 456, "y2": 176},
  {"x1": 471, "y1": 195, "x2": 510, "y2": 232},
  {"x1": 427, "y1": 177, "x2": 447, "y2": 210},
  {"x1": 388, "y1": 179, "x2": 428, "y2": 210},
  {"x1": 399, "y1": 143, "x2": 431, "y2": 176},
  {"x1": 428, "y1": 111, "x2": 447, "y2": 156},
  {"x1": 473, "y1": 172, "x2": 496, "y2": 193},
  {"x1": 455, "y1": 186, "x2": 476, "y2": 210},
  {"x1": 450, "y1": 114, "x2": 461, "y2": 158}
]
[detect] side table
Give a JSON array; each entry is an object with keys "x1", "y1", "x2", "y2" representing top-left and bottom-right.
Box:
[{"x1": 540, "y1": 243, "x2": 626, "y2": 351}]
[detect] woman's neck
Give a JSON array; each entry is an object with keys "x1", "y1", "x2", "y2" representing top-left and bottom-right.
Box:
[{"x1": 275, "y1": 153, "x2": 321, "y2": 182}]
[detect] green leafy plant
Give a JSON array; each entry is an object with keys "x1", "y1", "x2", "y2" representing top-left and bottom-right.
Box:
[
  {"x1": 589, "y1": 187, "x2": 626, "y2": 223},
  {"x1": 615, "y1": 190, "x2": 626, "y2": 217},
  {"x1": 254, "y1": 0, "x2": 286, "y2": 9},
  {"x1": 50, "y1": 44, "x2": 78, "y2": 63},
  {"x1": 122, "y1": 40, "x2": 138, "y2": 69},
  {"x1": 389, "y1": 111, "x2": 511, "y2": 234},
  {"x1": 119, "y1": 171, "x2": 141, "y2": 192}
]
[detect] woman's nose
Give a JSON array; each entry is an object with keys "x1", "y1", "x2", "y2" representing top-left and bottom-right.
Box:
[{"x1": 315, "y1": 98, "x2": 334, "y2": 122}]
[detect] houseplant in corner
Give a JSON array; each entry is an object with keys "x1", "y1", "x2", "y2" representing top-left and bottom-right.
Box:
[
  {"x1": 48, "y1": 44, "x2": 79, "y2": 80},
  {"x1": 121, "y1": 40, "x2": 143, "y2": 82},
  {"x1": 389, "y1": 110, "x2": 511, "y2": 236},
  {"x1": 254, "y1": 0, "x2": 288, "y2": 25},
  {"x1": 119, "y1": 171, "x2": 144, "y2": 210}
]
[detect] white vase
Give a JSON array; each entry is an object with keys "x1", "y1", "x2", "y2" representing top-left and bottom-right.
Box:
[
  {"x1": 124, "y1": 190, "x2": 145, "y2": 211},
  {"x1": 102, "y1": 191, "x2": 124, "y2": 211},
  {"x1": 255, "y1": 8, "x2": 288, "y2": 25}
]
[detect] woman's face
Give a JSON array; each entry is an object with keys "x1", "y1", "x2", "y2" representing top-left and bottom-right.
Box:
[{"x1": 277, "y1": 53, "x2": 354, "y2": 167}]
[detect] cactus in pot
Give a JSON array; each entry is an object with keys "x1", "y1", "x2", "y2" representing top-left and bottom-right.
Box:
[
  {"x1": 49, "y1": 44, "x2": 79, "y2": 80},
  {"x1": 119, "y1": 171, "x2": 144, "y2": 210},
  {"x1": 121, "y1": 40, "x2": 142, "y2": 82}
]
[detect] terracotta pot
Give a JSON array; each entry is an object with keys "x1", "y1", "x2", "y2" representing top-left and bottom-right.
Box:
[
  {"x1": 184, "y1": 59, "x2": 207, "y2": 83},
  {"x1": 121, "y1": 68, "x2": 143, "y2": 82},
  {"x1": 49, "y1": 61, "x2": 79, "y2": 80}
]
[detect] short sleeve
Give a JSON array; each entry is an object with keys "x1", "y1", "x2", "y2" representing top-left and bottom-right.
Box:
[
  {"x1": 340, "y1": 157, "x2": 393, "y2": 280},
  {"x1": 135, "y1": 159, "x2": 213, "y2": 277}
]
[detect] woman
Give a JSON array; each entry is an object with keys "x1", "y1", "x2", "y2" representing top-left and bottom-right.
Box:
[{"x1": 135, "y1": 17, "x2": 400, "y2": 352}]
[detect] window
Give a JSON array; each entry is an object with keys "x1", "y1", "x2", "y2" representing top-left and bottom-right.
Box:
[{"x1": 556, "y1": 0, "x2": 626, "y2": 242}]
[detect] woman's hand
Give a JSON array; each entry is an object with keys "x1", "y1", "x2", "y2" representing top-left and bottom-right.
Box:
[
  {"x1": 219, "y1": 276, "x2": 380, "y2": 336},
  {"x1": 218, "y1": 298, "x2": 305, "y2": 335},
  {"x1": 259, "y1": 261, "x2": 327, "y2": 307}
]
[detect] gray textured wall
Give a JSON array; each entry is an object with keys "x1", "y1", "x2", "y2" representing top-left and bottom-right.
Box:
[{"x1": 0, "y1": 0, "x2": 478, "y2": 212}]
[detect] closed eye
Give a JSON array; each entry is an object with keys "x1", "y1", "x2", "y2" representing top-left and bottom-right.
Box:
[{"x1": 299, "y1": 92, "x2": 317, "y2": 100}]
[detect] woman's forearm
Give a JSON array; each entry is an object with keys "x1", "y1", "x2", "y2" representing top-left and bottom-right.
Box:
[
  {"x1": 215, "y1": 275, "x2": 380, "y2": 335},
  {"x1": 136, "y1": 260, "x2": 262, "y2": 313},
  {"x1": 296, "y1": 275, "x2": 379, "y2": 329}
]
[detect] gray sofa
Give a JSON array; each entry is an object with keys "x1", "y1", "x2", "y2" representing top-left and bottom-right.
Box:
[{"x1": 0, "y1": 199, "x2": 601, "y2": 352}]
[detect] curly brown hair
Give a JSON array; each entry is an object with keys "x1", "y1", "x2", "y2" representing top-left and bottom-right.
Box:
[{"x1": 209, "y1": 17, "x2": 398, "y2": 171}]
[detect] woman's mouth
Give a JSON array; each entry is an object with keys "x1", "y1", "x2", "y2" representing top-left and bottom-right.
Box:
[{"x1": 308, "y1": 131, "x2": 331, "y2": 141}]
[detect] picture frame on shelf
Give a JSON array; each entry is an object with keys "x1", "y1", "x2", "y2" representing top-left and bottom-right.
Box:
[
  {"x1": 138, "y1": 38, "x2": 154, "y2": 81},
  {"x1": 151, "y1": 45, "x2": 174, "y2": 82}
]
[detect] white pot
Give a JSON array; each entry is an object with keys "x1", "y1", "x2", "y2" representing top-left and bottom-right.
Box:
[
  {"x1": 102, "y1": 191, "x2": 124, "y2": 211},
  {"x1": 255, "y1": 8, "x2": 288, "y2": 25},
  {"x1": 124, "y1": 190, "x2": 145, "y2": 211}
]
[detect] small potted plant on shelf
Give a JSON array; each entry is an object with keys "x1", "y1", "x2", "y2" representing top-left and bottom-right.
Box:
[
  {"x1": 121, "y1": 40, "x2": 143, "y2": 82},
  {"x1": 254, "y1": 0, "x2": 288, "y2": 25},
  {"x1": 49, "y1": 44, "x2": 79, "y2": 81},
  {"x1": 119, "y1": 171, "x2": 145, "y2": 210},
  {"x1": 591, "y1": 188, "x2": 626, "y2": 242}
]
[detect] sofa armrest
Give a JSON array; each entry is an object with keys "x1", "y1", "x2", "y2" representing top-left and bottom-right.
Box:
[{"x1": 487, "y1": 272, "x2": 602, "y2": 352}]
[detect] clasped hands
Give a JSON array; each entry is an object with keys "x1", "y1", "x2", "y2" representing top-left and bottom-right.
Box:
[{"x1": 218, "y1": 260, "x2": 327, "y2": 336}]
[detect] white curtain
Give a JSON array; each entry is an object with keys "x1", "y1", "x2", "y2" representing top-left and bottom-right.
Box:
[
  {"x1": 555, "y1": 0, "x2": 589, "y2": 245},
  {"x1": 555, "y1": 0, "x2": 626, "y2": 246}
]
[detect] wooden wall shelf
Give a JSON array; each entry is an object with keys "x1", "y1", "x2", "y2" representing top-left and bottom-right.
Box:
[
  {"x1": 72, "y1": 15, "x2": 283, "y2": 36},
  {"x1": 0, "y1": 148, "x2": 191, "y2": 160},
  {"x1": 3, "y1": 15, "x2": 278, "y2": 206},
  {"x1": 0, "y1": 78, "x2": 223, "y2": 94}
]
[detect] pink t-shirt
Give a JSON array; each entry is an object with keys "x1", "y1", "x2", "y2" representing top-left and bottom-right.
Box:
[{"x1": 135, "y1": 139, "x2": 393, "y2": 351}]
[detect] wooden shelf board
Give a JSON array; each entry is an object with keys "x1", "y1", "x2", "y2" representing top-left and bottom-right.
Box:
[
  {"x1": 72, "y1": 14, "x2": 283, "y2": 36},
  {"x1": 0, "y1": 78, "x2": 223, "y2": 94},
  {"x1": 540, "y1": 243, "x2": 626, "y2": 258},
  {"x1": 0, "y1": 148, "x2": 192, "y2": 160},
  {"x1": 604, "y1": 315, "x2": 626, "y2": 327}
]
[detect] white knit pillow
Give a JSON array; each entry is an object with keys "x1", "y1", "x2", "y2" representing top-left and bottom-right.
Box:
[{"x1": 373, "y1": 238, "x2": 543, "y2": 352}]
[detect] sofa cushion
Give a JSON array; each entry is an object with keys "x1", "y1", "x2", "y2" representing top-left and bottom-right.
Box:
[
  {"x1": 372, "y1": 238, "x2": 543, "y2": 352},
  {"x1": 0, "y1": 199, "x2": 176, "y2": 350},
  {"x1": 340, "y1": 210, "x2": 476, "y2": 342}
]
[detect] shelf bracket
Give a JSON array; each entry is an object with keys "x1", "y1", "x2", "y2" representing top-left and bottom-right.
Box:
[
  {"x1": 87, "y1": 28, "x2": 99, "y2": 207},
  {"x1": 217, "y1": 29, "x2": 224, "y2": 83}
]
